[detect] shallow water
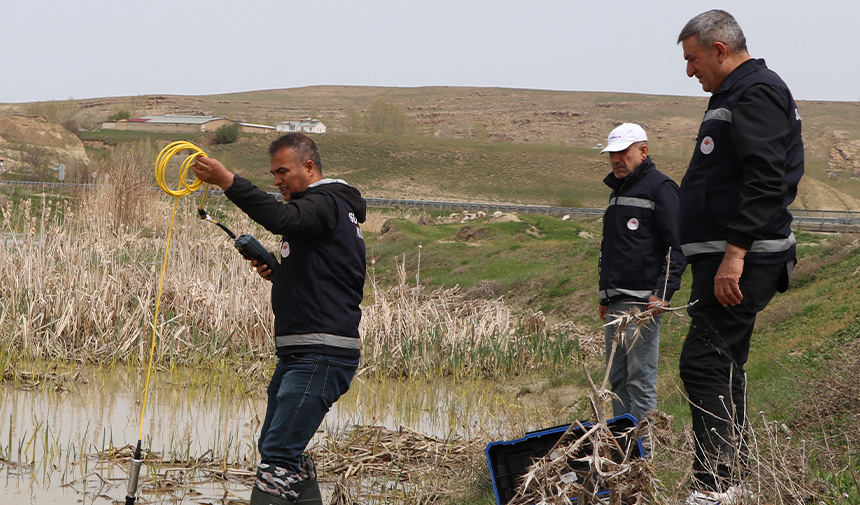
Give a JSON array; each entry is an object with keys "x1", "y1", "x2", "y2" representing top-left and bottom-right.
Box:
[{"x1": 0, "y1": 367, "x2": 566, "y2": 504}]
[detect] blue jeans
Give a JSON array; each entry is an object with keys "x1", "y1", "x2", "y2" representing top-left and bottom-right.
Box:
[
  {"x1": 258, "y1": 353, "x2": 358, "y2": 473},
  {"x1": 604, "y1": 298, "x2": 662, "y2": 421}
]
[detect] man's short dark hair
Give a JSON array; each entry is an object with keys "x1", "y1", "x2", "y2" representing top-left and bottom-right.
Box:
[
  {"x1": 269, "y1": 133, "x2": 323, "y2": 174},
  {"x1": 678, "y1": 9, "x2": 747, "y2": 54}
]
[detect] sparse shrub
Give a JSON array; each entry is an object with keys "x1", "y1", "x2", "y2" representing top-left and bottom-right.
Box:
[
  {"x1": 366, "y1": 100, "x2": 413, "y2": 135},
  {"x1": 344, "y1": 108, "x2": 364, "y2": 133},
  {"x1": 214, "y1": 123, "x2": 241, "y2": 144},
  {"x1": 107, "y1": 110, "x2": 131, "y2": 122},
  {"x1": 61, "y1": 117, "x2": 79, "y2": 136},
  {"x1": 21, "y1": 146, "x2": 49, "y2": 170}
]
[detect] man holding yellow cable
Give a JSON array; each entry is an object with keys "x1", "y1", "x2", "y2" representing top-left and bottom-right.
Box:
[{"x1": 192, "y1": 133, "x2": 366, "y2": 505}]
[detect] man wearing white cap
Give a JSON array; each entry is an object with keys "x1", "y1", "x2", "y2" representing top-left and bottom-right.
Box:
[{"x1": 598, "y1": 123, "x2": 686, "y2": 428}]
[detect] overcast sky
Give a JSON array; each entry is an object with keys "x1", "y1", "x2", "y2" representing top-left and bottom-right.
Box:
[{"x1": 3, "y1": 0, "x2": 857, "y2": 104}]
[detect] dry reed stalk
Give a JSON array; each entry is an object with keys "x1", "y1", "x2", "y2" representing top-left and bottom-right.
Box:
[
  {"x1": 361, "y1": 258, "x2": 596, "y2": 378},
  {"x1": 504, "y1": 295, "x2": 699, "y2": 504},
  {"x1": 507, "y1": 358, "x2": 662, "y2": 505},
  {"x1": 1, "y1": 174, "x2": 595, "y2": 376},
  {"x1": 602, "y1": 301, "x2": 695, "y2": 351},
  {"x1": 89, "y1": 443, "x2": 257, "y2": 487},
  {"x1": 329, "y1": 475, "x2": 361, "y2": 505},
  {"x1": 0, "y1": 143, "x2": 280, "y2": 369},
  {"x1": 312, "y1": 424, "x2": 485, "y2": 503}
]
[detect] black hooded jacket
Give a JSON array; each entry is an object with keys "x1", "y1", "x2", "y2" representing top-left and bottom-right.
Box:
[{"x1": 225, "y1": 176, "x2": 366, "y2": 358}]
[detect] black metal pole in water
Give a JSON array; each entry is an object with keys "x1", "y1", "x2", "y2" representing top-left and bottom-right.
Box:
[{"x1": 125, "y1": 440, "x2": 143, "y2": 505}]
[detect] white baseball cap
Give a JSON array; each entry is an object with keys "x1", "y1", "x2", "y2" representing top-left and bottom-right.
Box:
[{"x1": 600, "y1": 123, "x2": 648, "y2": 153}]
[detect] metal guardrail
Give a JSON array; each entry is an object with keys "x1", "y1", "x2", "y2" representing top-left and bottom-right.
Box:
[
  {"x1": 365, "y1": 197, "x2": 605, "y2": 218},
  {"x1": 3, "y1": 179, "x2": 859, "y2": 230},
  {"x1": 791, "y1": 208, "x2": 860, "y2": 225},
  {"x1": 0, "y1": 180, "x2": 95, "y2": 189},
  {"x1": 790, "y1": 209, "x2": 860, "y2": 232}
]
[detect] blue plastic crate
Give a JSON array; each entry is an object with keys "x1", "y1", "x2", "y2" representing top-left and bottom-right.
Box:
[{"x1": 484, "y1": 414, "x2": 642, "y2": 505}]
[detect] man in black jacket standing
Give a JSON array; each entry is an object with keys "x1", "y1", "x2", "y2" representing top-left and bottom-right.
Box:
[
  {"x1": 598, "y1": 123, "x2": 685, "y2": 426},
  {"x1": 677, "y1": 10, "x2": 803, "y2": 503},
  {"x1": 192, "y1": 133, "x2": 366, "y2": 505}
]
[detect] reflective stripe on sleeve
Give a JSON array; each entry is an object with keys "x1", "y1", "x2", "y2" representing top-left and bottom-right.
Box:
[
  {"x1": 681, "y1": 232, "x2": 796, "y2": 256},
  {"x1": 703, "y1": 108, "x2": 733, "y2": 123},
  {"x1": 600, "y1": 288, "x2": 654, "y2": 300},
  {"x1": 275, "y1": 333, "x2": 361, "y2": 350},
  {"x1": 607, "y1": 196, "x2": 655, "y2": 210}
]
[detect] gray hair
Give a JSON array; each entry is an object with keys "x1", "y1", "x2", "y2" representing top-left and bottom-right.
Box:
[
  {"x1": 677, "y1": 9, "x2": 747, "y2": 53},
  {"x1": 269, "y1": 132, "x2": 323, "y2": 174}
]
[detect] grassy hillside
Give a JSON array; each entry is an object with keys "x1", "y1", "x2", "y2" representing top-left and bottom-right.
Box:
[
  {"x1": 73, "y1": 130, "x2": 670, "y2": 208},
  {"x1": 360, "y1": 211, "x2": 860, "y2": 504},
  {"x1": 363, "y1": 213, "x2": 860, "y2": 455},
  {"x1": 3, "y1": 85, "x2": 860, "y2": 207}
]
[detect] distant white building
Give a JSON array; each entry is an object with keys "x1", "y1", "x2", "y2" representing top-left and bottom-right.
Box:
[{"x1": 276, "y1": 118, "x2": 326, "y2": 134}]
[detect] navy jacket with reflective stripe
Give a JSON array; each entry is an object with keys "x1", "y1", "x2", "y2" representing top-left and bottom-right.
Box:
[
  {"x1": 679, "y1": 58, "x2": 804, "y2": 264},
  {"x1": 599, "y1": 158, "x2": 686, "y2": 305}
]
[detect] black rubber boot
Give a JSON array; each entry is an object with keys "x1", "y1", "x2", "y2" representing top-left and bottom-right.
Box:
[
  {"x1": 249, "y1": 486, "x2": 296, "y2": 505},
  {"x1": 295, "y1": 478, "x2": 323, "y2": 504}
]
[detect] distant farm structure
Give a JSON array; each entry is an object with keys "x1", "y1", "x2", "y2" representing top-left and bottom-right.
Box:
[
  {"x1": 99, "y1": 115, "x2": 232, "y2": 133},
  {"x1": 276, "y1": 118, "x2": 326, "y2": 134},
  {"x1": 98, "y1": 115, "x2": 324, "y2": 136},
  {"x1": 239, "y1": 123, "x2": 276, "y2": 134}
]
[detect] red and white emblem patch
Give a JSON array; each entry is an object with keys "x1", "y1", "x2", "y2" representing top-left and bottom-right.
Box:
[
  {"x1": 627, "y1": 218, "x2": 639, "y2": 231},
  {"x1": 700, "y1": 136, "x2": 714, "y2": 155},
  {"x1": 281, "y1": 241, "x2": 291, "y2": 258}
]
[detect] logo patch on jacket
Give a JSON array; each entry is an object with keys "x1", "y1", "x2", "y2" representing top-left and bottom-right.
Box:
[
  {"x1": 700, "y1": 136, "x2": 715, "y2": 155},
  {"x1": 281, "y1": 241, "x2": 291, "y2": 258},
  {"x1": 627, "y1": 218, "x2": 639, "y2": 230}
]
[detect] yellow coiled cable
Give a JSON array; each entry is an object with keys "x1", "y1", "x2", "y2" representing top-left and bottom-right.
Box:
[
  {"x1": 137, "y1": 141, "x2": 209, "y2": 440},
  {"x1": 154, "y1": 140, "x2": 210, "y2": 200}
]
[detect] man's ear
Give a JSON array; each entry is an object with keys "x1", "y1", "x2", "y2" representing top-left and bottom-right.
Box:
[
  {"x1": 640, "y1": 143, "x2": 649, "y2": 159},
  {"x1": 304, "y1": 159, "x2": 317, "y2": 175},
  {"x1": 713, "y1": 41, "x2": 730, "y2": 63}
]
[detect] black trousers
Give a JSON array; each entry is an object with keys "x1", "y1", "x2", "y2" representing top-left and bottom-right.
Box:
[{"x1": 679, "y1": 258, "x2": 781, "y2": 491}]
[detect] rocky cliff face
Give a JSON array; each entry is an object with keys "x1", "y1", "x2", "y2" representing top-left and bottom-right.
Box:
[
  {"x1": 0, "y1": 115, "x2": 89, "y2": 176},
  {"x1": 829, "y1": 130, "x2": 860, "y2": 179}
]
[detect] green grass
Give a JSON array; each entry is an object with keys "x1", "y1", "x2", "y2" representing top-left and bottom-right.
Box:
[
  {"x1": 366, "y1": 214, "x2": 603, "y2": 322},
  {"x1": 79, "y1": 129, "x2": 209, "y2": 143}
]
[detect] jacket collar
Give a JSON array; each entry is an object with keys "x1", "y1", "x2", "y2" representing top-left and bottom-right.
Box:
[
  {"x1": 603, "y1": 156, "x2": 655, "y2": 191},
  {"x1": 289, "y1": 179, "x2": 343, "y2": 200},
  {"x1": 714, "y1": 58, "x2": 767, "y2": 95}
]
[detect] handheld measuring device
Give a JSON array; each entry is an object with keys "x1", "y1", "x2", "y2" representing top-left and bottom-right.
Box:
[{"x1": 198, "y1": 208, "x2": 279, "y2": 275}]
